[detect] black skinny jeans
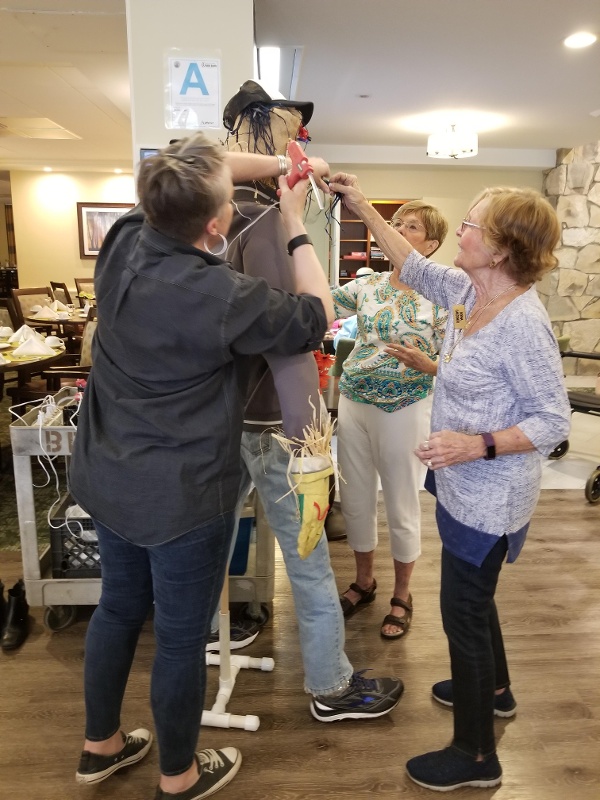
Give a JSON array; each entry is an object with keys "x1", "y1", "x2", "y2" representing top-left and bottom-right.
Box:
[{"x1": 440, "y1": 535, "x2": 510, "y2": 758}]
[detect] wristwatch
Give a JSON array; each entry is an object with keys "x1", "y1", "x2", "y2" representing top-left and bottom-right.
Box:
[
  {"x1": 481, "y1": 432, "x2": 496, "y2": 460},
  {"x1": 287, "y1": 234, "x2": 313, "y2": 256}
]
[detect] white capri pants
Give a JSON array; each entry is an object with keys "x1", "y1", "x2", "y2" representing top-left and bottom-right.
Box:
[{"x1": 337, "y1": 393, "x2": 431, "y2": 563}]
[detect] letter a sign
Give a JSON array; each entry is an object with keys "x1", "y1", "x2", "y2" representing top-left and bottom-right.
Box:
[{"x1": 167, "y1": 57, "x2": 220, "y2": 129}]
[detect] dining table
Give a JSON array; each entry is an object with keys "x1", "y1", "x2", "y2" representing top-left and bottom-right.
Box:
[
  {"x1": 24, "y1": 308, "x2": 90, "y2": 353},
  {"x1": 0, "y1": 337, "x2": 69, "y2": 472},
  {"x1": 25, "y1": 308, "x2": 89, "y2": 331},
  {"x1": 0, "y1": 342, "x2": 67, "y2": 401}
]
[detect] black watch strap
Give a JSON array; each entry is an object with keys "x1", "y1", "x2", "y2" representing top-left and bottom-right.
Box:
[
  {"x1": 287, "y1": 234, "x2": 313, "y2": 256},
  {"x1": 481, "y1": 432, "x2": 496, "y2": 460}
]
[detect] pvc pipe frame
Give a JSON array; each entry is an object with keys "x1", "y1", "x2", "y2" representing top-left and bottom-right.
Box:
[{"x1": 201, "y1": 576, "x2": 274, "y2": 731}]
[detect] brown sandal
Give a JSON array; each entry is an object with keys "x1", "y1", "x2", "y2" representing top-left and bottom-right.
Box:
[
  {"x1": 339, "y1": 580, "x2": 377, "y2": 618},
  {"x1": 380, "y1": 594, "x2": 413, "y2": 639}
]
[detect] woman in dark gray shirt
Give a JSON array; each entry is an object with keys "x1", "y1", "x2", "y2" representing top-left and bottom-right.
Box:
[{"x1": 71, "y1": 133, "x2": 333, "y2": 800}]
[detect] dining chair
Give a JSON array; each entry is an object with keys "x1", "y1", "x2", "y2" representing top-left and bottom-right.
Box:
[
  {"x1": 43, "y1": 308, "x2": 97, "y2": 392},
  {"x1": 74, "y1": 278, "x2": 95, "y2": 307},
  {"x1": 11, "y1": 286, "x2": 53, "y2": 327},
  {"x1": 0, "y1": 298, "x2": 20, "y2": 396},
  {"x1": 50, "y1": 281, "x2": 82, "y2": 352},
  {"x1": 3, "y1": 289, "x2": 56, "y2": 406},
  {"x1": 324, "y1": 337, "x2": 355, "y2": 418},
  {"x1": 50, "y1": 281, "x2": 74, "y2": 306},
  {"x1": 0, "y1": 297, "x2": 19, "y2": 330}
]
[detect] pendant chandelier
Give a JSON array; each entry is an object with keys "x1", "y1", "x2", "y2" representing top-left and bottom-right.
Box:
[{"x1": 427, "y1": 124, "x2": 478, "y2": 159}]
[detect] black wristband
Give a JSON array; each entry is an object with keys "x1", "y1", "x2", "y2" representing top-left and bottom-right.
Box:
[
  {"x1": 287, "y1": 234, "x2": 313, "y2": 256},
  {"x1": 481, "y1": 432, "x2": 496, "y2": 460}
]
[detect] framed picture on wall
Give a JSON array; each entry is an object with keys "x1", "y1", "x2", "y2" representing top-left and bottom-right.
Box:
[
  {"x1": 139, "y1": 148, "x2": 160, "y2": 160},
  {"x1": 77, "y1": 202, "x2": 135, "y2": 259}
]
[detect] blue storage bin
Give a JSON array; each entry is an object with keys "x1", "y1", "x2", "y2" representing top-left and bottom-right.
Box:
[{"x1": 229, "y1": 516, "x2": 254, "y2": 575}]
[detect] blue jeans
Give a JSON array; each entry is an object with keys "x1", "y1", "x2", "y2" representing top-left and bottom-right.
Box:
[
  {"x1": 239, "y1": 429, "x2": 352, "y2": 695},
  {"x1": 84, "y1": 513, "x2": 235, "y2": 776},
  {"x1": 440, "y1": 535, "x2": 509, "y2": 758}
]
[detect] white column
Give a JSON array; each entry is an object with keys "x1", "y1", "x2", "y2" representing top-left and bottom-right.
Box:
[{"x1": 125, "y1": 0, "x2": 254, "y2": 172}]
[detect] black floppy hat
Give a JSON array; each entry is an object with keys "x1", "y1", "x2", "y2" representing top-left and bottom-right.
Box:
[{"x1": 223, "y1": 79, "x2": 313, "y2": 131}]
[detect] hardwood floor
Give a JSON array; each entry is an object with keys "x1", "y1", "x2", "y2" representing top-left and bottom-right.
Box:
[{"x1": 0, "y1": 489, "x2": 599, "y2": 800}]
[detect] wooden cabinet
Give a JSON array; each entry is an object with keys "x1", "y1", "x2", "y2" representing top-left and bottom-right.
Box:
[{"x1": 337, "y1": 200, "x2": 406, "y2": 284}]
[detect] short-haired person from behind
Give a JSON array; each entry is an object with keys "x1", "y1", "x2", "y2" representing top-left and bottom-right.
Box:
[
  {"x1": 69, "y1": 132, "x2": 334, "y2": 800},
  {"x1": 333, "y1": 199, "x2": 448, "y2": 641},
  {"x1": 219, "y1": 78, "x2": 404, "y2": 722},
  {"x1": 328, "y1": 175, "x2": 570, "y2": 792}
]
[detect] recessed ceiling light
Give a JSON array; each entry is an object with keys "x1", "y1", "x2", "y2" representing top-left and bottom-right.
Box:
[
  {"x1": 43, "y1": 166, "x2": 52, "y2": 172},
  {"x1": 114, "y1": 168, "x2": 123, "y2": 174},
  {"x1": 564, "y1": 31, "x2": 597, "y2": 49}
]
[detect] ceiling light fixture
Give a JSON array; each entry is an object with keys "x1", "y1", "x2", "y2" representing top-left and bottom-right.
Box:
[
  {"x1": 564, "y1": 31, "x2": 597, "y2": 49},
  {"x1": 426, "y1": 124, "x2": 478, "y2": 159},
  {"x1": 43, "y1": 166, "x2": 52, "y2": 172}
]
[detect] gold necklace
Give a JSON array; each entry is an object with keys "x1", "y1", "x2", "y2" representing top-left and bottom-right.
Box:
[{"x1": 443, "y1": 283, "x2": 518, "y2": 363}]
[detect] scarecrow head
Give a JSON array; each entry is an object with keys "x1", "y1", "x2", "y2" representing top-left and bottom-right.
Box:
[{"x1": 223, "y1": 79, "x2": 313, "y2": 169}]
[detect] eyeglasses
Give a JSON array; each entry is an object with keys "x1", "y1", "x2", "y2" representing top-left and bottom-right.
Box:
[
  {"x1": 389, "y1": 219, "x2": 425, "y2": 233},
  {"x1": 460, "y1": 219, "x2": 486, "y2": 233}
]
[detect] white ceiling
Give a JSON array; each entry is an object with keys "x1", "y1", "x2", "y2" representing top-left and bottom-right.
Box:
[
  {"x1": 0, "y1": 0, "x2": 599, "y2": 199},
  {"x1": 256, "y1": 0, "x2": 600, "y2": 153}
]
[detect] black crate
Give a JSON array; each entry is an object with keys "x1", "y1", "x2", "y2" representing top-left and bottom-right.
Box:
[{"x1": 49, "y1": 495, "x2": 101, "y2": 579}]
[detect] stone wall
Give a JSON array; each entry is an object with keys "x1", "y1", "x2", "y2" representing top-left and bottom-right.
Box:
[{"x1": 541, "y1": 142, "x2": 600, "y2": 375}]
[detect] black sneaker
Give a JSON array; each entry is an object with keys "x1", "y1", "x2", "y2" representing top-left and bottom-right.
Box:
[
  {"x1": 154, "y1": 747, "x2": 242, "y2": 800},
  {"x1": 432, "y1": 679, "x2": 517, "y2": 718},
  {"x1": 205, "y1": 618, "x2": 260, "y2": 652},
  {"x1": 310, "y1": 669, "x2": 404, "y2": 722},
  {"x1": 406, "y1": 745, "x2": 502, "y2": 791},
  {"x1": 75, "y1": 728, "x2": 153, "y2": 784}
]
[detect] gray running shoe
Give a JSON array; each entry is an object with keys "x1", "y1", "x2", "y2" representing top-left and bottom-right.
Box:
[
  {"x1": 310, "y1": 669, "x2": 403, "y2": 722},
  {"x1": 205, "y1": 618, "x2": 260, "y2": 652}
]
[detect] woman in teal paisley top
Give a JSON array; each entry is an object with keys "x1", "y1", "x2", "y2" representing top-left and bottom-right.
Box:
[{"x1": 334, "y1": 201, "x2": 448, "y2": 639}]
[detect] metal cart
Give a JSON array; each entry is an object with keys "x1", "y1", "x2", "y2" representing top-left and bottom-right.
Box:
[
  {"x1": 10, "y1": 387, "x2": 275, "y2": 631},
  {"x1": 229, "y1": 490, "x2": 274, "y2": 625}
]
